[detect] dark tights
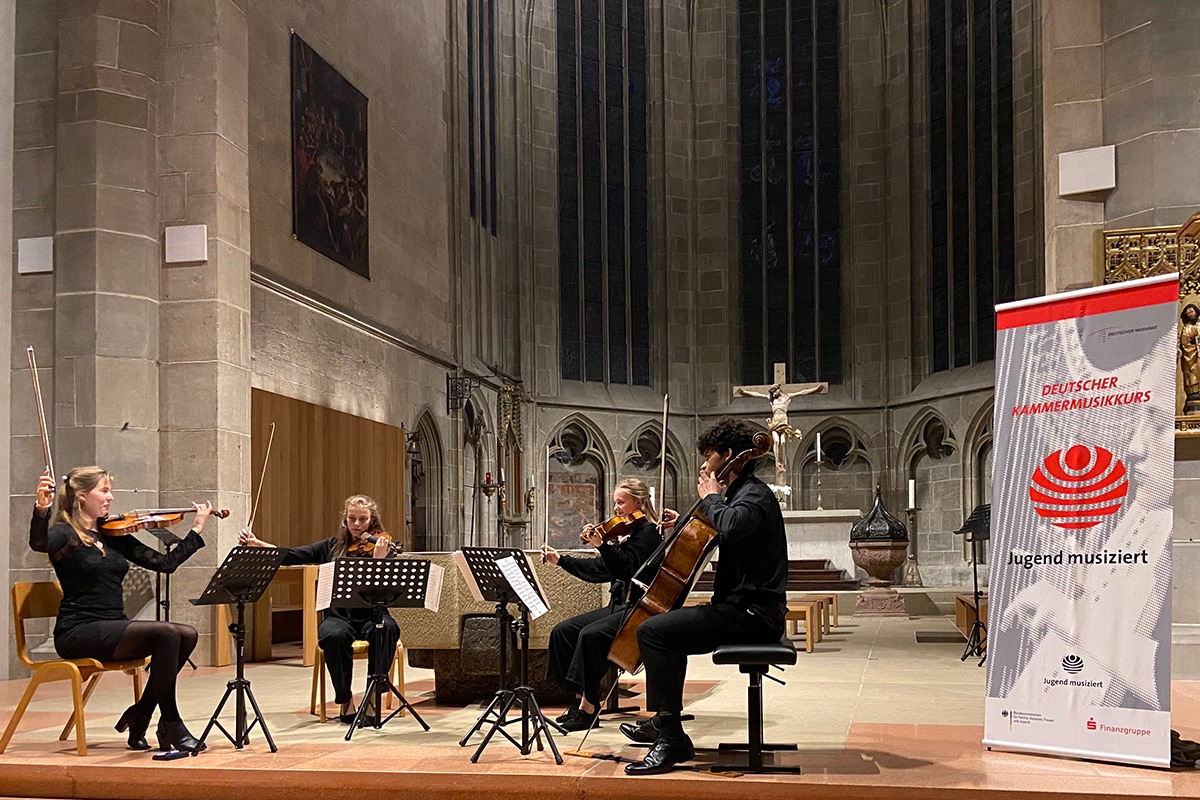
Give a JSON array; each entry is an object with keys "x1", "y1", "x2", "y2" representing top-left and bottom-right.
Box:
[{"x1": 111, "y1": 621, "x2": 197, "y2": 723}]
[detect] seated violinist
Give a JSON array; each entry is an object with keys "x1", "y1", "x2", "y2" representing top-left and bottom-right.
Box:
[
  {"x1": 541, "y1": 478, "x2": 662, "y2": 732},
  {"x1": 238, "y1": 494, "x2": 399, "y2": 724},
  {"x1": 28, "y1": 468, "x2": 214, "y2": 757},
  {"x1": 624, "y1": 417, "x2": 788, "y2": 775}
]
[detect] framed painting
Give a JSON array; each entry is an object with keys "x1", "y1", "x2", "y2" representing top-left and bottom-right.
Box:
[{"x1": 291, "y1": 33, "x2": 369, "y2": 278}]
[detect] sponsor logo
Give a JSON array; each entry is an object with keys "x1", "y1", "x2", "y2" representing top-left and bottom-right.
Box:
[
  {"x1": 1062, "y1": 654, "x2": 1084, "y2": 674},
  {"x1": 1086, "y1": 717, "x2": 1152, "y2": 737},
  {"x1": 1087, "y1": 718, "x2": 1097, "y2": 730},
  {"x1": 1029, "y1": 445, "x2": 1128, "y2": 530}
]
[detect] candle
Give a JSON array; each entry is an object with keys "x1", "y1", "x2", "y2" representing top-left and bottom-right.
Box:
[
  {"x1": 816, "y1": 432, "x2": 822, "y2": 463},
  {"x1": 500, "y1": 468, "x2": 505, "y2": 484},
  {"x1": 485, "y1": 471, "x2": 492, "y2": 484},
  {"x1": 908, "y1": 478, "x2": 916, "y2": 509}
]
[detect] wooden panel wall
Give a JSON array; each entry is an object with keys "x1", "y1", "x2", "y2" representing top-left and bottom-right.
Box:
[{"x1": 251, "y1": 389, "x2": 407, "y2": 551}]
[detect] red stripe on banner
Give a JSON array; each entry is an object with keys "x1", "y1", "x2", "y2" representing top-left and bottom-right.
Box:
[{"x1": 997, "y1": 281, "x2": 1179, "y2": 330}]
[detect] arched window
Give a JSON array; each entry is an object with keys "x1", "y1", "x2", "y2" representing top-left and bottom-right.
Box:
[
  {"x1": 798, "y1": 424, "x2": 872, "y2": 511},
  {"x1": 547, "y1": 420, "x2": 609, "y2": 550},
  {"x1": 409, "y1": 412, "x2": 444, "y2": 552},
  {"x1": 620, "y1": 424, "x2": 681, "y2": 514},
  {"x1": 463, "y1": 399, "x2": 499, "y2": 547}
]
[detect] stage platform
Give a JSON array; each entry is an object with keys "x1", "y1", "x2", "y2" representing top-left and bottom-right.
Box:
[{"x1": 2, "y1": 616, "x2": 1199, "y2": 800}]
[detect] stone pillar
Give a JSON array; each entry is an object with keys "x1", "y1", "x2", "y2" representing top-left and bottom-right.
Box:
[
  {"x1": 158, "y1": 0, "x2": 251, "y2": 665},
  {"x1": 54, "y1": 1, "x2": 161, "y2": 508},
  {"x1": 1, "y1": 0, "x2": 16, "y2": 677}
]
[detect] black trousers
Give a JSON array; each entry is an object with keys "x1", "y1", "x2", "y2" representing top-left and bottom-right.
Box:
[
  {"x1": 318, "y1": 614, "x2": 400, "y2": 705},
  {"x1": 637, "y1": 602, "x2": 782, "y2": 713},
  {"x1": 546, "y1": 605, "x2": 624, "y2": 704}
]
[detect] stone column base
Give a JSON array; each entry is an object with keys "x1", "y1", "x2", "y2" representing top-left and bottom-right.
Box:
[{"x1": 855, "y1": 586, "x2": 908, "y2": 617}]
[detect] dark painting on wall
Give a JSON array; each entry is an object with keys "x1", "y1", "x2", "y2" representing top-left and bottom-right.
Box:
[{"x1": 291, "y1": 33, "x2": 369, "y2": 278}]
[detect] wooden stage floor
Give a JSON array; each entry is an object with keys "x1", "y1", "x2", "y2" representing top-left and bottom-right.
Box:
[{"x1": 2, "y1": 617, "x2": 1199, "y2": 800}]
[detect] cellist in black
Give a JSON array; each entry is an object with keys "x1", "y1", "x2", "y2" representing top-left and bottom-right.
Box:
[{"x1": 623, "y1": 417, "x2": 788, "y2": 775}]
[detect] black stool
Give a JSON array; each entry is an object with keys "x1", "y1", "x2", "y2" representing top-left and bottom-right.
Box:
[{"x1": 710, "y1": 640, "x2": 801, "y2": 774}]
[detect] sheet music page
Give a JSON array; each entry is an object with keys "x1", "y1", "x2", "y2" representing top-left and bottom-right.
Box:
[
  {"x1": 452, "y1": 550, "x2": 486, "y2": 602},
  {"x1": 315, "y1": 560, "x2": 335, "y2": 611},
  {"x1": 424, "y1": 563, "x2": 445, "y2": 612},
  {"x1": 497, "y1": 555, "x2": 548, "y2": 619},
  {"x1": 521, "y1": 550, "x2": 549, "y2": 604}
]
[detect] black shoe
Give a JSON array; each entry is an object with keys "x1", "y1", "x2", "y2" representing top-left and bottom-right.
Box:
[
  {"x1": 114, "y1": 705, "x2": 152, "y2": 751},
  {"x1": 619, "y1": 716, "x2": 660, "y2": 745},
  {"x1": 624, "y1": 735, "x2": 695, "y2": 775},
  {"x1": 558, "y1": 708, "x2": 601, "y2": 733},
  {"x1": 555, "y1": 698, "x2": 580, "y2": 724},
  {"x1": 155, "y1": 719, "x2": 205, "y2": 756}
]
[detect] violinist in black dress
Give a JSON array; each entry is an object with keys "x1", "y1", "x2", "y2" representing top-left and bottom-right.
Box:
[
  {"x1": 624, "y1": 417, "x2": 789, "y2": 775},
  {"x1": 541, "y1": 478, "x2": 662, "y2": 732},
  {"x1": 28, "y1": 467, "x2": 214, "y2": 756},
  {"x1": 238, "y1": 494, "x2": 399, "y2": 723}
]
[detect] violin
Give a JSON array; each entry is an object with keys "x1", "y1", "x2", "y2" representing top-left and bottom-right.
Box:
[
  {"x1": 581, "y1": 510, "x2": 647, "y2": 545},
  {"x1": 99, "y1": 507, "x2": 231, "y2": 535},
  {"x1": 347, "y1": 531, "x2": 403, "y2": 556}
]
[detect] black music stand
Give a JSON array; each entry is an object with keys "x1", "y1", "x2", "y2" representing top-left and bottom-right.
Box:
[
  {"x1": 192, "y1": 546, "x2": 286, "y2": 752},
  {"x1": 456, "y1": 547, "x2": 565, "y2": 764},
  {"x1": 149, "y1": 528, "x2": 196, "y2": 670},
  {"x1": 326, "y1": 557, "x2": 435, "y2": 739},
  {"x1": 956, "y1": 504, "x2": 990, "y2": 667}
]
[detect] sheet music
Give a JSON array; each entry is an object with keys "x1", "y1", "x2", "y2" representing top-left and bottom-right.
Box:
[
  {"x1": 497, "y1": 555, "x2": 548, "y2": 619},
  {"x1": 315, "y1": 560, "x2": 335, "y2": 611},
  {"x1": 453, "y1": 550, "x2": 486, "y2": 602},
  {"x1": 425, "y1": 563, "x2": 445, "y2": 612}
]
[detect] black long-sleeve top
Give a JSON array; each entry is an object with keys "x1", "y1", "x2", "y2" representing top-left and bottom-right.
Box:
[
  {"x1": 28, "y1": 507, "x2": 205, "y2": 638},
  {"x1": 698, "y1": 471, "x2": 788, "y2": 619},
  {"x1": 557, "y1": 517, "x2": 662, "y2": 609},
  {"x1": 278, "y1": 536, "x2": 376, "y2": 623}
]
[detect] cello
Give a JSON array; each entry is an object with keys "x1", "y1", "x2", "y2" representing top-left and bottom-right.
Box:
[{"x1": 607, "y1": 430, "x2": 771, "y2": 673}]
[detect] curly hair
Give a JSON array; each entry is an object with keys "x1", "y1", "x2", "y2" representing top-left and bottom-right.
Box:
[{"x1": 696, "y1": 416, "x2": 758, "y2": 458}]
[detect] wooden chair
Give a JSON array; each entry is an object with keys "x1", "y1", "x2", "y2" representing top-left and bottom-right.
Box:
[
  {"x1": 309, "y1": 640, "x2": 406, "y2": 722},
  {"x1": 0, "y1": 581, "x2": 147, "y2": 755}
]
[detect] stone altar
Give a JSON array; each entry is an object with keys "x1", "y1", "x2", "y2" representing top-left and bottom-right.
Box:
[
  {"x1": 391, "y1": 551, "x2": 607, "y2": 704},
  {"x1": 782, "y1": 509, "x2": 864, "y2": 582}
]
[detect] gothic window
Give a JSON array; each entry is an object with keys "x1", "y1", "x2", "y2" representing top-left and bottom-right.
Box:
[
  {"x1": 468, "y1": 0, "x2": 498, "y2": 235},
  {"x1": 738, "y1": 0, "x2": 843, "y2": 387},
  {"x1": 409, "y1": 413, "x2": 444, "y2": 552},
  {"x1": 547, "y1": 421, "x2": 608, "y2": 549},
  {"x1": 928, "y1": 0, "x2": 1015, "y2": 370},
  {"x1": 557, "y1": 0, "x2": 651, "y2": 385},
  {"x1": 800, "y1": 425, "x2": 872, "y2": 510},
  {"x1": 620, "y1": 425, "x2": 680, "y2": 512}
]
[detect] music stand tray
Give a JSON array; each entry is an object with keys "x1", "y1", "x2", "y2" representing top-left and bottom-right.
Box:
[
  {"x1": 325, "y1": 557, "x2": 438, "y2": 739},
  {"x1": 454, "y1": 547, "x2": 563, "y2": 764},
  {"x1": 192, "y1": 546, "x2": 286, "y2": 752}
]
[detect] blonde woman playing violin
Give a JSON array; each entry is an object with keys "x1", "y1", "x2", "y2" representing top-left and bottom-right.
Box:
[
  {"x1": 540, "y1": 478, "x2": 662, "y2": 732},
  {"x1": 238, "y1": 494, "x2": 397, "y2": 724},
  {"x1": 28, "y1": 468, "x2": 214, "y2": 757}
]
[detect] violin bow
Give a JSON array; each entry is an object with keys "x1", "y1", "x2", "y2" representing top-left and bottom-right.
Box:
[
  {"x1": 541, "y1": 444, "x2": 552, "y2": 562},
  {"x1": 656, "y1": 393, "x2": 668, "y2": 528},
  {"x1": 27, "y1": 347, "x2": 55, "y2": 484},
  {"x1": 247, "y1": 422, "x2": 276, "y2": 530}
]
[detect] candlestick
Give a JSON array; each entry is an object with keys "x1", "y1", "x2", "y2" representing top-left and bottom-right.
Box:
[
  {"x1": 815, "y1": 457, "x2": 823, "y2": 511},
  {"x1": 904, "y1": 507, "x2": 924, "y2": 586}
]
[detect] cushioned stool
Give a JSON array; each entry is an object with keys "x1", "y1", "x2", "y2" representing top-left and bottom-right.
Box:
[{"x1": 710, "y1": 640, "x2": 801, "y2": 774}]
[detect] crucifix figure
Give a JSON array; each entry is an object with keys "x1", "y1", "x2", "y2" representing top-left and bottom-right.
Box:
[{"x1": 733, "y1": 363, "x2": 828, "y2": 475}]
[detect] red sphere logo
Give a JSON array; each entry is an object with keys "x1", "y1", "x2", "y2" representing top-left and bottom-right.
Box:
[{"x1": 1029, "y1": 445, "x2": 1128, "y2": 530}]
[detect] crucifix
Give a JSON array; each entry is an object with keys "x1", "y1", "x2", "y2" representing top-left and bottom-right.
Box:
[{"x1": 733, "y1": 363, "x2": 828, "y2": 476}]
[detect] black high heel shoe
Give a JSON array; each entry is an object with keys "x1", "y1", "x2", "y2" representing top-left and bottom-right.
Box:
[
  {"x1": 114, "y1": 705, "x2": 152, "y2": 751},
  {"x1": 155, "y1": 719, "x2": 205, "y2": 756}
]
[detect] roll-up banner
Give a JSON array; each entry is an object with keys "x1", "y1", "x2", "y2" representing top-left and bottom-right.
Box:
[{"x1": 984, "y1": 273, "x2": 1178, "y2": 768}]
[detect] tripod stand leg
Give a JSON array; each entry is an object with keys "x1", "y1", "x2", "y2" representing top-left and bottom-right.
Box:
[
  {"x1": 198, "y1": 683, "x2": 236, "y2": 747},
  {"x1": 381, "y1": 679, "x2": 430, "y2": 731},
  {"x1": 521, "y1": 688, "x2": 563, "y2": 765},
  {"x1": 242, "y1": 683, "x2": 277, "y2": 752},
  {"x1": 470, "y1": 690, "x2": 521, "y2": 763},
  {"x1": 459, "y1": 690, "x2": 509, "y2": 746}
]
